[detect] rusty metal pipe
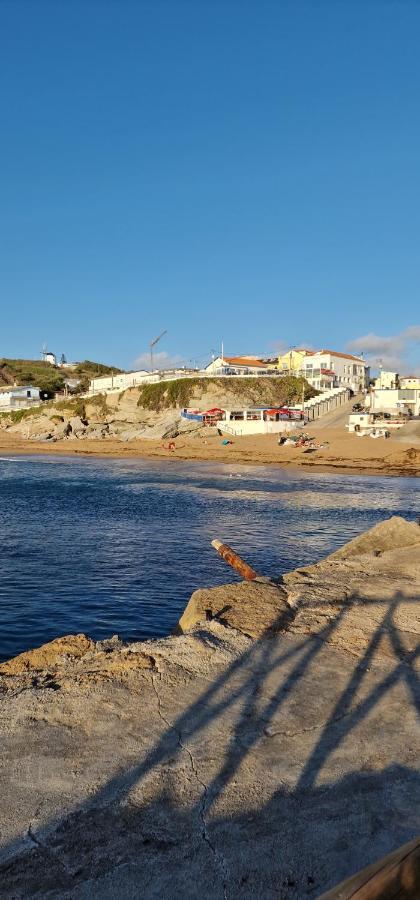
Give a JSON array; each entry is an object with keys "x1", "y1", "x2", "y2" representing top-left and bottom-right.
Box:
[{"x1": 211, "y1": 539, "x2": 258, "y2": 580}]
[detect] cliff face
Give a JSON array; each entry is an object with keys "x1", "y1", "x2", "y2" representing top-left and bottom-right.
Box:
[
  {"x1": 0, "y1": 376, "x2": 313, "y2": 443},
  {"x1": 0, "y1": 516, "x2": 419, "y2": 898}
]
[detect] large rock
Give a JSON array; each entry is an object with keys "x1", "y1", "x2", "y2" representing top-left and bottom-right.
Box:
[
  {"x1": 0, "y1": 634, "x2": 94, "y2": 675},
  {"x1": 327, "y1": 515, "x2": 420, "y2": 560},
  {"x1": 85, "y1": 423, "x2": 110, "y2": 439},
  {"x1": 119, "y1": 427, "x2": 147, "y2": 441},
  {"x1": 0, "y1": 517, "x2": 419, "y2": 898},
  {"x1": 68, "y1": 415, "x2": 86, "y2": 435},
  {"x1": 53, "y1": 421, "x2": 71, "y2": 438},
  {"x1": 178, "y1": 579, "x2": 293, "y2": 638}
]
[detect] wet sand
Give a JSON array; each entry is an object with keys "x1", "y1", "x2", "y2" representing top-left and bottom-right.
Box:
[{"x1": 0, "y1": 427, "x2": 419, "y2": 477}]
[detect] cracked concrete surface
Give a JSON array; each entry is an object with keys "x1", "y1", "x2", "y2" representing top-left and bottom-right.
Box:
[{"x1": 0, "y1": 516, "x2": 419, "y2": 898}]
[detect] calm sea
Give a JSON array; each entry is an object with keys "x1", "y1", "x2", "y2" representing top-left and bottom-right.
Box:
[{"x1": 0, "y1": 455, "x2": 419, "y2": 661}]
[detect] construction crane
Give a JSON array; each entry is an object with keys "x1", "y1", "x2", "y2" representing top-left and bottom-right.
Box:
[{"x1": 149, "y1": 330, "x2": 167, "y2": 371}]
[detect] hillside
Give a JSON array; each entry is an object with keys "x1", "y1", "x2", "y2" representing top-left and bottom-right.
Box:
[
  {"x1": 137, "y1": 375, "x2": 317, "y2": 411},
  {"x1": 0, "y1": 376, "x2": 318, "y2": 442},
  {"x1": 0, "y1": 358, "x2": 122, "y2": 397}
]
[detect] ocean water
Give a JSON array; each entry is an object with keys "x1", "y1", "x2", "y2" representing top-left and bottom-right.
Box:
[{"x1": 0, "y1": 454, "x2": 419, "y2": 661}]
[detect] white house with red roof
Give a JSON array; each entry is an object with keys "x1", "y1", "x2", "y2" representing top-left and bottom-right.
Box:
[
  {"x1": 204, "y1": 355, "x2": 273, "y2": 376},
  {"x1": 301, "y1": 349, "x2": 369, "y2": 392}
]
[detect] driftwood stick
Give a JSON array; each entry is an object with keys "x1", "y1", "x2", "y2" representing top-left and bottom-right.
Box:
[{"x1": 211, "y1": 539, "x2": 258, "y2": 581}]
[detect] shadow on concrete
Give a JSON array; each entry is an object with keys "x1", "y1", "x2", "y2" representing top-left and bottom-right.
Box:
[{"x1": 0, "y1": 589, "x2": 419, "y2": 898}]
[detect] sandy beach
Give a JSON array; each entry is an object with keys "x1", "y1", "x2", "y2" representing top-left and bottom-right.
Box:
[{"x1": 1, "y1": 426, "x2": 419, "y2": 477}]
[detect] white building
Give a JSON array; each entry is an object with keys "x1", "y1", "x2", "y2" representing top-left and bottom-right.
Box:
[
  {"x1": 400, "y1": 375, "x2": 420, "y2": 389},
  {"x1": 204, "y1": 356, "x2": 273, "y2": 376},
  {"x1": 369, "y1": 388, "x2": 420, "y2": 417},
  {"x1": 375, "y1": 371, "x2": 399, "y2": 389},
  {"x1": 181, "y1": 388, "x2": 349, "y2": 436},
  {"x1": 88, "y1": 368, "x2": 195, "y2": 395},
  {"x1": 89, "y1": 370, "x2": 150, "y2": 394},
  {"x1": 0, "y1": 385, "x2": 41, "y2": 411},
  {"x1": 301, "y1": 350, "x2": 369, "y2": 392},
  {"x1": 347, "y1": 412, "x2": 404, "y2": 435}
]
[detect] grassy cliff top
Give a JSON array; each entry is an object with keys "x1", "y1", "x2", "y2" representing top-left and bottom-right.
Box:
[
  {"x1": 137, "y1": 376, "x2": 318, "y2": 412},
  {"x1": 0, "y1": 358, "x2": 122, "y2": 397}
]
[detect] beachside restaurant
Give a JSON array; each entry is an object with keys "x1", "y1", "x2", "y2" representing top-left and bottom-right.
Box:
[
  {"x1": 181, "y1": 407, "x2": 226, "y2": 425},
  {"x1": 181, "y1": 406, "x2": 305, "y2": 436}
]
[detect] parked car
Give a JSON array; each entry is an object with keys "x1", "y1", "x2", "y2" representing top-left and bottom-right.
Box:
[{"x1": 352, "y1": 403, "x2": 364, "y2": 412}]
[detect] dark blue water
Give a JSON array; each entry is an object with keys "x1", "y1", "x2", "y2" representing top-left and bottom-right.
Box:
[{"x1": 0, "y1": 454, "x2": 419, "y2": 661}]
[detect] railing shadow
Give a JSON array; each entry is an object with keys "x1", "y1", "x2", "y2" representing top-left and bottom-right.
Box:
[{"x1": 0, "y1": 586, "x2": 419, "y2": 897}]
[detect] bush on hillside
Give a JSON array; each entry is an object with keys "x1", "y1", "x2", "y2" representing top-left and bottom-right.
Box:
[
  {"x1": 137, "y1": 376, "x2": 318, "y2": 412},
  {"x1": 7, "y1": 406, "x2": 44, "y2": 424},
  {"x1": 74, "y1": 360, "x2": 123, "y2": 377},
  {"x1": 0, "y1": 359, "x2": 65, "y2": 397},
  {"x1": 0, "y1": 358, "x2": 122, "y2": 398}
]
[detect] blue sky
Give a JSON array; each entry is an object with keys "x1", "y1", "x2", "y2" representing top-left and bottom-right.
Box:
[{"x1": 1, "y1": 0, "x2": 420, "y2": 372}]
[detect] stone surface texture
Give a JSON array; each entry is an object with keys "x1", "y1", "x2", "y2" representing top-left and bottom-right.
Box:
[{"x1": 0, "y1": 516, "x2": 419, "y2": 898}]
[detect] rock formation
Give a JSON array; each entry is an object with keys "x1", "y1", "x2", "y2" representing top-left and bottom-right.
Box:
[{"x1": 0, "y1": 516, "x2": 419, "y2": 897}]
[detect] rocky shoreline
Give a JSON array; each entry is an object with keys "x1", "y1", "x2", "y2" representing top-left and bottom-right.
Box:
[{"x1": 0, "y1": 516, "x2": 419, "y2": 897}]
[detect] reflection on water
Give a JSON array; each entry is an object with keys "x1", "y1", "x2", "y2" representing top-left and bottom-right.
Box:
[{"x1": 0, "y1": 455, "x2": 419, "y2": 661}]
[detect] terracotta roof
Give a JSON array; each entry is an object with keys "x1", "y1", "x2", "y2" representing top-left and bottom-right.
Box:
[
  {"x1": 400, "y1": 375, "x2": 420, "y2": 380},
  {"x1": 317, "y1": 349, "x2": 366, "y2": 362},
  {"x1": 222, "y1": 356, "x2": 266, "y2": 368}
]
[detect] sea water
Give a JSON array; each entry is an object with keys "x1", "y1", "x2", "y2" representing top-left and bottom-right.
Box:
[{"x1": 0, "y1": 455, "x2": 419, "y2": 661}]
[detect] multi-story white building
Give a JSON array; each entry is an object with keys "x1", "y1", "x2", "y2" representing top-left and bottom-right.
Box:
[{"x1": 301, "y1": 350, "x2": 369, "y2": 392}]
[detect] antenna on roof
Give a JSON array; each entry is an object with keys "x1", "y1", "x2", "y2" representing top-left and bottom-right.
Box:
[{"x1": 149, "y1": 330, "x2": 167, "y2": 371}]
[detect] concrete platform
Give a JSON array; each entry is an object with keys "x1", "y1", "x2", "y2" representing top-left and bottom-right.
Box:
[{"x1": 0, "y1": 517, "x2": 419, "y2": 898}]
